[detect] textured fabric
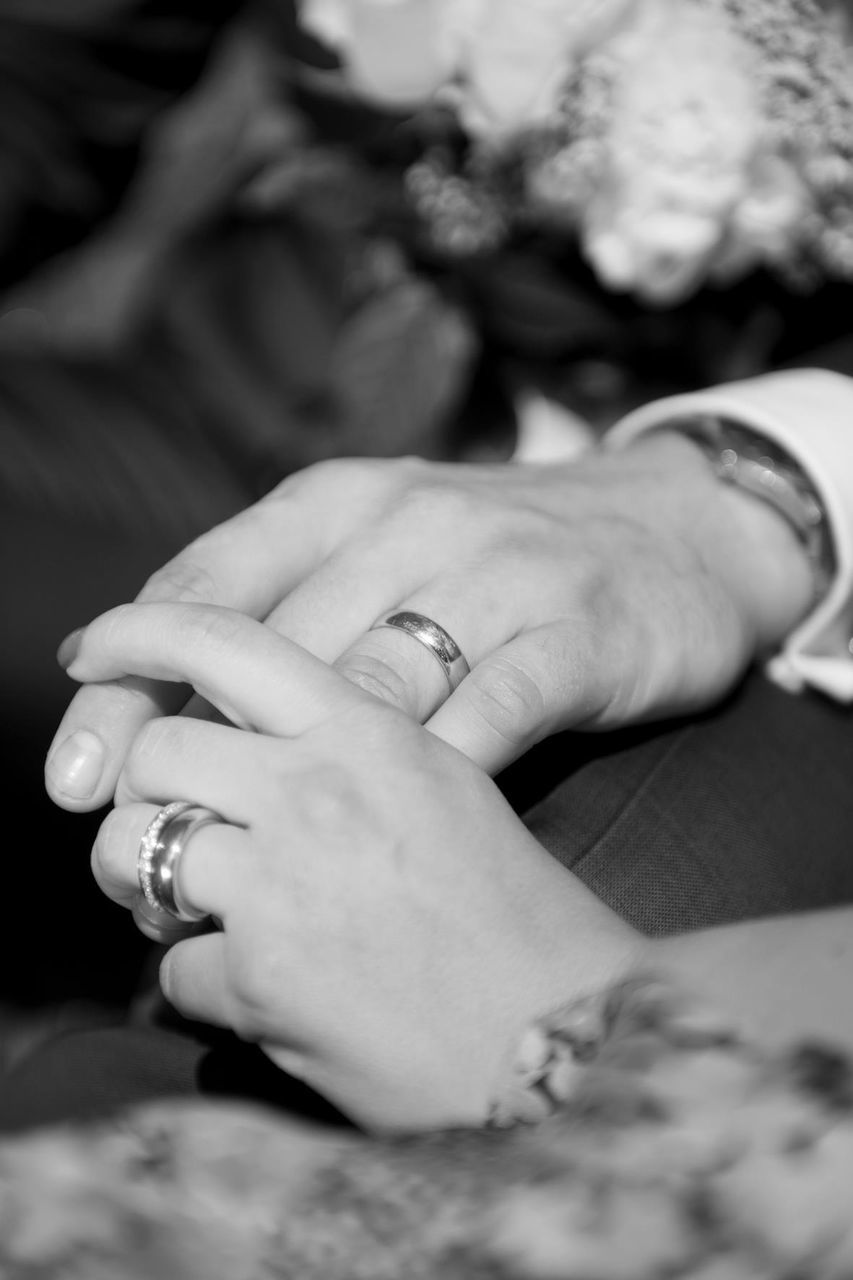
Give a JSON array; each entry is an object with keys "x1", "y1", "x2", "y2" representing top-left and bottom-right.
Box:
[
  {"x1": 3, "y1": 982, "x2": 853, "y2": 1280},
  {"x1": 507, "y1": 669, "x2": 853, "y2": 934},
  {"x1": 0, "y1": 1023, "x2": 347, "y2": 1135}
]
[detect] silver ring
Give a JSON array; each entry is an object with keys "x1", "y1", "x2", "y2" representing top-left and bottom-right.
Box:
[
  {"x1": 137, "y1": 800, "x2": 224, "y2": 924},
  {"x1": 371, "y1": 611, "x2": 470, "y2": 692}
]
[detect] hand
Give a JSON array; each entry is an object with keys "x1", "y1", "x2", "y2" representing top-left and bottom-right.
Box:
[
  {"x1": 46, "y1": 433, "x2": 812, "y2": 807},
  {"x1": 75, "y1": 602, "x2": 643, "y2": 1130}
]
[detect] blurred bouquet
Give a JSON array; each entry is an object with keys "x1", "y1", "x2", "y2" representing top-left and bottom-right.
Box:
[
  {"x1": 5, "y1": 0, "x2": 853, "y2": 537},
  {"x1": 298, "y1": 0, "x2": 853, "y2": 305}
]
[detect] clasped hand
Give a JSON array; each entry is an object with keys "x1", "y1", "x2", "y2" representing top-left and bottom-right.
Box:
[
  {"x1": 68, "y1": 602, "x2": 640, "y2": 1129},
  {"x1": 48, "y1": 433, "x2": 805, "y2": 807},
  {"x1": 46, "y1": 438, "x2": 809, "y2": 1128}
]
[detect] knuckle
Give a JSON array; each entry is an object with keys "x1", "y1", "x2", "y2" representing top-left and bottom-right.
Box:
[
  {"x1": 335, "y1": 653, "x2": 414, "y2": 712},
  {"x1": 276, "y1": 456, "x2": 394, "y2": 503},
  {"x1": 269, "y1": 456, "x2": 421, "y2": 543},
  {"x1": 284, "y1": 456, "x2": 362, "y2": 490},
  {"x1": 91, "y1": 806, "x2": 137, "y2": 886},
  {"x1": 387, "y1": 472, "x2": 509, "y2": 554},
  {"x1": 126, "y1": 716, "x2": 181, "y2": 773},
  {"x1": 290, "y1": 762, "x2": 365, "y2": 834},
  {"x1": 501, "y1": 512, "x2": 561, "y2": 561},
  {"x1": 158, "y1": 951, "x2": 209, "y2": 1021},
  {"x1": 393, "y1": 473, "x2": 465, "y2": 524},
  {"x1": 227, "y1": 946, "x2": 279, "y2": 1024},
  {"x1": 138, "y1": 554, "x2": 219, "y2": 606},
  {"x1": 358, "y1": 456, "x2": 429, "y2": 506},
  {"x1": 157, "y1": 951, "x2": 182, "y2": 1009},
  {"x1": 179, "y1": 603, "x2": 246, "y2": 653},
  {"x1": 266, "y1": 459, "x2": 342, "y2": 504},
  {"x1": 385, "y1": 454, "x2": 434, "y2": 487},
  {"x1": 464, "y1": 657, "x2": 547, "y2": 747},
  {"x1": 97, "y1": 601, "x2": 135, "y2": 643}
]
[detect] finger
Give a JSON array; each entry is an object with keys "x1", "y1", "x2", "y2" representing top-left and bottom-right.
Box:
[
  {"x1": 158, "y1": 934, "x2": 308, "y2": 1081},
  {"x1": 134, "y1": 483, "x2": 332, "y2": 614},
  {"x1": 333, "y1": 603, "x2": 470, "y2": 721},
  {"x1": 47, "y1": 675, "x2": 189, "y2": 812},
  {"x1": 426, "y1": 627, "x2": 611, "y2": 774},
  {"x1": 262, "y1": 540, "x2": 450, "y2": 718},
  {"x1": 330, "y1": 554, "x2": 536, "y2": 719},
  {"x1": 63, "y1": 602, "x2": 371, "y2": 736},
  {"x1": 257, "y1": 482, "x2": 491, "y2": 704},
  {"x1": 283, "y1": 533, "x2": 527, "y2": 716},
  {"x1": 46, "y1": 461, "x2": 387, "y2": 811},
  {"x1": 113, "y1": 716, "x2": 274, "y2": 818},
  {"x1": 258, "y1": 479, "x2": 469, "y2": 666},
  {"x1": 92, "y1": 801, "x2": 246, "y2": 918},
  {"x1": 135, "y1": 458, "x2": 402, "y2": 615},
  {"x1": 157, "y1": 931, "x2": 231, "y2": 1029},
  {"x1": 46, "y1": 679, "x2": 230, "y2": 814}
]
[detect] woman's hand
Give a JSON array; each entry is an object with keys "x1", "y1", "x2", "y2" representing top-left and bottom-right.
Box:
[
  {"x1": 73, "y1": 602, "x2": 643, "y2": 1130},
  {"x1": 46, "y1": 434, "x2": 812, "y2": 807}
]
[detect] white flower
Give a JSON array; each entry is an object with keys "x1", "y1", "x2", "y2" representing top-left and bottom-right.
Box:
[
  {"x1": 519, "y1": 0, "x2": 848, "y2": 301},
  {"x1": 299, "y1": 0, "x2": 484, "y2": 105},
  {"x1": 301, "y1": 0, "x2": 850, "y2": 300},
  {"x1": 457, "y1": 0, "x2": 635, "y2": 137},
  {"x1": 574, "y1": 0, "x2": 765, "y2": 302},
  {"x1": 298, "y1": 0, "x2": 635, "y2": 133},
  {"x1": 714, "y1": 153, "x2": 810, "y2": 282}
]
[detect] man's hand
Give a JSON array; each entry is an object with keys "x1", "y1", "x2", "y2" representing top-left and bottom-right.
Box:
[{"x1": 46, "y1": 435, "x2": 813, "y2": 808}]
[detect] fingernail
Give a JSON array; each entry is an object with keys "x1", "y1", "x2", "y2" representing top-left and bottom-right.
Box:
[
  {"x1": 57, "y1": 627, "x2": 84, "y2": 671},
  {"x1": 46, "y1": 730, "x2": 105, "y2": 800}
]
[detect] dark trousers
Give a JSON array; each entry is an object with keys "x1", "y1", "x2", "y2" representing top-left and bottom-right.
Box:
[
  {"x1": 505, "y1": 669, "x2": 853, "y2": 933},
  {"x1": 1, "y1": 668, "x2": 850, "y2": 1133}
]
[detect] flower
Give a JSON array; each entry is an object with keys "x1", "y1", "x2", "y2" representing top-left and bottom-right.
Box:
[
  {"x1": 299, "y1": 0, "x2": 853, "y2": 303},
  {"x1": 518, "y1": 0, "x2": 850, "y2": 302},
  {"x1": 566, "y1": 0, "x2": 766, "y2": 303},
  {"x1": 455, "y1": 0, "x2": 636, "y2": 137},
  {"x1": 593, "y1": 0, "x2": 853, "y2": 298},
  {"x1": 299, "y1": 0, "x2": 484, "y2": 105},
  {"x1": 298, "y1": 0, "x2": 635, "y2": 134}
]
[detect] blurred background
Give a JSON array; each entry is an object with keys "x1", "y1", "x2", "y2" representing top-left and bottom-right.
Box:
[{"x1": 3, "y1": 0, "x2": 853, "y2": 1045}]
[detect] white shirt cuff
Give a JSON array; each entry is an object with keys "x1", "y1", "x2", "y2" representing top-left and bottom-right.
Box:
[{"x1": 604, "y1": 369, "x2": 853, "y2": 702}]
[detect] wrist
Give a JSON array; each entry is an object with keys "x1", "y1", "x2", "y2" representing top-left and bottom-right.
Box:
[
  {"x1": 466, "y1": 837, "x2": 649, "y2": 1130},
  {"x1": 603, "y1": 370, "x2": 853, "y2": 701},
  {"x1": 482, "y1": 881, "x2": 650, "y2": 1126},
  {"x1": 625, "y1": 430, "x2": 816, "y2": 652}
]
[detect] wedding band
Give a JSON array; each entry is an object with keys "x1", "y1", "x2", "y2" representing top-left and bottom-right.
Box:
[
  {"x1": 137, "y1": 800, "x2": 224, "y2": 924},
  {"x1": 371, "y1": 611, "x2": 470, "y2": 692}
]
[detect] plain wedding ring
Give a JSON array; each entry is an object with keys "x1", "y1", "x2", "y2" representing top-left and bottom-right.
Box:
[{"x1": 370, "y1": 610, "x2": 470, "y2": 692}]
